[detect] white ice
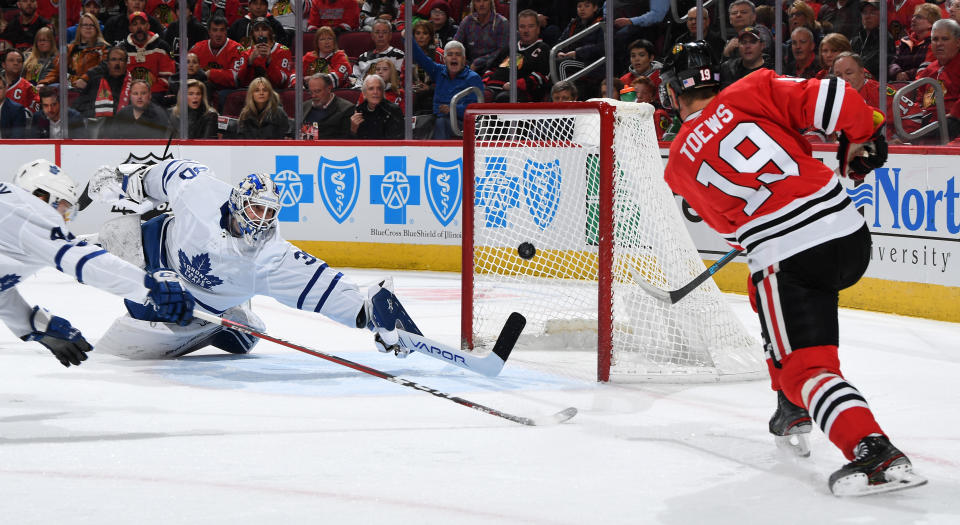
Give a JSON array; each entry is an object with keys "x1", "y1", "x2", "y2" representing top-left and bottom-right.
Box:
[{"x1": 1, "y1": 268, "x2": 958, "y2": 524}]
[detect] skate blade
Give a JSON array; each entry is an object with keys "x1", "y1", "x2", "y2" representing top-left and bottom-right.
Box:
[
  {"x1": 831, "y1": 468, "x2": 928, "y2": 497},
  {"x1": 774, "y1": 433, "x2": 811, "y2": 458}
]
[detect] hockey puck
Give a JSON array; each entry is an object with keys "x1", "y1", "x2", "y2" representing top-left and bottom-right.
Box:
[{"x1": 517, "y1": 242, "x2": 536, "y2": 260}]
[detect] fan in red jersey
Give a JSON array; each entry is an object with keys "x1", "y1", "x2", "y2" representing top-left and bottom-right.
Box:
[
  {"x1": 659, "y1": 40, "x2": 925, "y2": 497},
  {"x1": 238, "y1": 17, "x2": 293, "y2": 89},
  {"x1": 189, "y1": 14, "x2": 244, "y2": 90}
]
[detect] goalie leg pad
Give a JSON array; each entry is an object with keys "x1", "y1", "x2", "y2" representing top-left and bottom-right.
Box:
[{"x1": 99, "y1": 215, "x2": 147, "y2": 268}]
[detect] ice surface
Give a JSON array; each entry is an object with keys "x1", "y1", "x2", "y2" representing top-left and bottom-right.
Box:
[{"x1": 1, "y1": 268, "x2": 958, "y2": 524}]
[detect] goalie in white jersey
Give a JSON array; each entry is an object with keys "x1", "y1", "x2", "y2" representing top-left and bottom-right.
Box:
[
  {"x1": 0, "y1": 160, "x2": 195, "y2": 367},
  {"x1": 89, "y1": 158, "x2": 402, "y2": 359}
]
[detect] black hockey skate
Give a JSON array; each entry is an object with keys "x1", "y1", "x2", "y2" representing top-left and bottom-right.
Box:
[
  {"x1": 769, "y1": 390, "x2": 813, "y2": 457},
  {"x1": 829, "y1": 435, "x2": 927, "y2": 496}
]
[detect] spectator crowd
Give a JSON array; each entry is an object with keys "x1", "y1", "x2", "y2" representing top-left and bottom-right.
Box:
[{"x1": 1, "y1": 0, "x2": 959, "y2": 142}]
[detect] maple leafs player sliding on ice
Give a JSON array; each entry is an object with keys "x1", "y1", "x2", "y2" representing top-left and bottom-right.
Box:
[
  {"x1": 0, "y1": 160, "x2": 195, "y2": 367},
  {"x1": 88, "y1": 159, "x2": 404, "y2": 359},
  {"x1": 659, "y1": 41, "x2": 924, "y2": 496}
]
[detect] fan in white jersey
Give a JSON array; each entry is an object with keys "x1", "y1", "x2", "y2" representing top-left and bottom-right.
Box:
[
  {"x1": 87, "y1": 159, "x2": 404, "y2": 359},
  {"x1": 0, "y1": 159, "x2": 196, "y2": 367}
]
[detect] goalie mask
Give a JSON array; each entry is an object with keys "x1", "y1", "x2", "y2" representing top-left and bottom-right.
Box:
[
  {"x1": 229, "y1": 172, "x2": 282, "y2": 245},
  {"x1": 13, "y1": 159, "x2": 81, "y2": 221},
  {"x1": 659, "y1": 40, "x2": 720, "y2": 110}
]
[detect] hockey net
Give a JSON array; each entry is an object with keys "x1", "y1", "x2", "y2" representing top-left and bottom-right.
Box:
[{"x1": 462, "y1": 100, "x2": 763, "y2": 382}]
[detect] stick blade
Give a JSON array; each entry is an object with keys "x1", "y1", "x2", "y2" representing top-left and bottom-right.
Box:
[
  {"x1": 491, "y1": 312, "x2": 526, "y2": 362},
  {"x1": 528, "y1": 407, "x2": 578, "y2": 426}
]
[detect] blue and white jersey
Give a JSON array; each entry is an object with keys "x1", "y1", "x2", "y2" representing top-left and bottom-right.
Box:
[
  {"x1": 144, "y1": 159, "x2": 364, "y2": 328},
  {"x1": 0, "y1": 181, "x2": 149, "y2": 337}
]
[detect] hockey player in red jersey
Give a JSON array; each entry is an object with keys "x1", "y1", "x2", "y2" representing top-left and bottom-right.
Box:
[
  {"x1": 189, "y1": 15, "x2": 244, "y2": 90},
  {"x1": 238, "y1": 17, "x2": 293, "y2": 89},
  {"x1": 659, "y1": 41, "x2": 926, "y2": 496}
]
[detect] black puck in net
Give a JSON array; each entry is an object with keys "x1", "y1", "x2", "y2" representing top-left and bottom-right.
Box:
[{"x1": 517, "y1": 242, "x2": 536, "y2": 260}]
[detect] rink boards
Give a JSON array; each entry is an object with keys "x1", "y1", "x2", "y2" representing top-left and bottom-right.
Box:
[{"x1": 0, "y1": 139, "x2": 956, "y2": 322}]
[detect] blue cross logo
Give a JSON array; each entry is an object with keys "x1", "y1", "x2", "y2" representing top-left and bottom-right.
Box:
[
  {"x1": 476, "y1": 156, "x2": 520, "y2": 228},
  {"x1": 272, "y1": 155, "x2": 314, "y2": 222},
  {"x1": 370, "y1": 156, "x2": 421, "y2": 224}
]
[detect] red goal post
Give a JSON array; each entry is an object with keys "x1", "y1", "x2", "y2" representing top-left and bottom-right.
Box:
[{"x1": 461, "y1": 100, "x2": 763, "y2": 383}]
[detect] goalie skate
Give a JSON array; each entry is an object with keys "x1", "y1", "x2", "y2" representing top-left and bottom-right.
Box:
[
  {"x1": 829, "y1": 435, "x2": 927, "y2": 496},
  {"x1": 769, "y1": 390, "x2": 812, "y2": 457}
]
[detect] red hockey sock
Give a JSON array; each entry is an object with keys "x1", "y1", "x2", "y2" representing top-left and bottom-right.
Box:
[{"x1": 777, "y1": 346, "x2": 885, "y2": 460}]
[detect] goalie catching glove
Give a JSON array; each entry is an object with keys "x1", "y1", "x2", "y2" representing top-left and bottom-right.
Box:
[
  {"x1": 21, "y1": 306, "x2": 92, "y2": 367},
  {"x1": 88, "y1": 164, "x2": 157, "y2": 214},
  {"x1": 836, "y1": 114, "x2": 888, "y2": 182}
]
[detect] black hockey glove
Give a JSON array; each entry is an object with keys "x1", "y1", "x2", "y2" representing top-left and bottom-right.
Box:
[
  {"x1": 21, "y1": 306, "x2": 92, "y2": 367},
  {"x1": 144, "y1": 269, "x2": 196, "y2": 326},
  {"x1": 837, "y1": 128, "x2": 888, "y2": 182}
]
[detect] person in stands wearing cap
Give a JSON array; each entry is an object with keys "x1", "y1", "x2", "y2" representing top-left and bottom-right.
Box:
[
  {"x1": 816, "y1": 0, "x2": 862, "y2": 40},
  {"x1": 238, "y1": 17, "x2": 293, "y2": 89},
  {"x1": 723, "y1": 0, "x2": 773, "y2": 59},
  {"x1": 850, "y1": 0, "x2": 896, "y2": 79},
  {"x1": 719, "y1": 26, "x2": 773, "y2": 88},
  {"x1": 428, "y1": 0, "x2": 459, "y2": 48},
  {"x1": 121, "y1": 10, "x2": 176, "y2": 103},
  {"x1": 104, "y1": 0, "x2": 164, "y2": 44},
  {"x1": 66, "y1": 0, "x2": 105, "y2": 44},
  {"x1": 307, "y1": 0, "x2": 361, "y2": 34},
  {"x1": 228, "y1": 0, "x2": 288, "y2": 49},
  {"x1": 673, "y1": 7, "x2": 725, "y2": 64}
]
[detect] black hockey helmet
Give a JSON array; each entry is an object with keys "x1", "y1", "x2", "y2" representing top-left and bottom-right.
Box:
[{"x1": 659, "y1": 40, "x2": 721, "y2": 109}]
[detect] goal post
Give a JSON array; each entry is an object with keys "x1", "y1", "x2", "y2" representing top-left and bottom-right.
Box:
[{"x1": 462, "y1": 100, "x2": 764, "y2": 383}]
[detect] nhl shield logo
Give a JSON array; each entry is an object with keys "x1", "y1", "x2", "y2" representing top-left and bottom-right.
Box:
[
  {"x1": 424, "y1": 157, "x2": 462, "y2": 227},
  {"x1": 319, "y1": 156, "x2": 360, "y2": 224},
  {"x1": 521, "y1": 159, "x2": 561, "y2": 230}
]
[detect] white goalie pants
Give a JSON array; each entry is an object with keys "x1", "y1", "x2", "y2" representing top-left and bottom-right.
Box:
[{"x1": 95, "y1": 304, "x2": 265, "y2": 359}]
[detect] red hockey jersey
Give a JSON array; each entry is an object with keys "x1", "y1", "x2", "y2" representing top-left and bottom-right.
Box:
[
  {"x1": 307, "y1": 0, "x2": 360, "y2": 32},
  {"x1": 302, "y1": 49, "x2": 351, "y2": 89},
  {"x1": 239, "y1": 43, "x2": 294, "y2": 88},
  {"x1": 190, "y1": 38, "x2": 245, "y2": 89},
  {"x1": 5, "y1": 77, "x2": 39, "y2": 114},
  {"x1": 664, "y1": 70, "x2": 878, "y2": 271},
  {"x1": 123, "y1": 33, "x2": 176, "y2": 93}
]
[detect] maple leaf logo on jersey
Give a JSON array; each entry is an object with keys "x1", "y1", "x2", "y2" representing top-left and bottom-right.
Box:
[
  {"x1": 0, "y1": 273, "x2": 21, "y2": 292},
  {"x1": 177, "y1": 251, "x2": 223, "y2": 290}
]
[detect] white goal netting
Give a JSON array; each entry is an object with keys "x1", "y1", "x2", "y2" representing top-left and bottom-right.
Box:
[{"x1": 464, "y1": 100, "x2": 763, "y2": 382}]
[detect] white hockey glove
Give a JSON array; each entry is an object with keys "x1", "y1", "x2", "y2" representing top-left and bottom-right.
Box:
[{"x1": 88, "y1": 164, "x2": 156, "y2": 214}]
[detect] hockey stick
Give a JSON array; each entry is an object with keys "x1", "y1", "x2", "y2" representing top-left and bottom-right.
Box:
[
  {"x1": 631, "y1": 248, "x2": 743, "y2": 304},
  {"x1": 395, "y1": 312, "x2": 525, "y2": 377},
  {"x1": 191, "y1": 310, "x2": 576, "y2": 426}
]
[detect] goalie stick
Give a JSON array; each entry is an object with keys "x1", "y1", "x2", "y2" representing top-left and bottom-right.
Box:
[
  {"x1": 631, "y1": 248, "x2": 742, "y2": 304},
  {"x1": 395, "y1": 312, "x2": 525, "y2": 377},
  {"x1": 191, "y1": 310, "x2": 576, "y2": 426}
]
